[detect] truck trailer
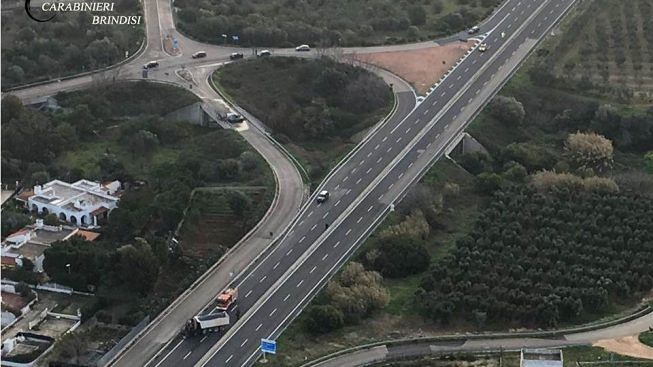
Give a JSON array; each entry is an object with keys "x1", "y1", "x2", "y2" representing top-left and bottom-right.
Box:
[
  {"x1": 184, "y1": 311, "x2": 230, "y2": 336},
  {"x1": 183, "y1": 288, "x2": 239, "y2": 336}
]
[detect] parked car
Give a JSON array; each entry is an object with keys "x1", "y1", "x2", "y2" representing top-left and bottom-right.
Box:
[
  {"x1": 192, "y1": 51, "x2": 207, "y2": 59},
  {"x1": 226, "y1": 113, "x2": 244, "y2": 123},
  {"x1": 468, "y1": 26, "x2": 480, "y2": 34},
  {"x1": 143, "y1": 61, "x2": 159, "y2": 69},
  {"x1": 295, "y1": 44, "x2": 310, "y2": 52},
  {"x1": 230, "y1": 52, "x2": 244, "y2": 60},
  {"x1": 478, "y1": 43, "x2": 488, "y2": 52},
  {"x1": 316, "y1": 190, "x2": 329, "y2": 203},
  {"x1": 258, "y1": 50, "x2": 271, "y2": 57}
]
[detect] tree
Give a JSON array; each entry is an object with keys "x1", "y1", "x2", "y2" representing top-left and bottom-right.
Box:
[
  {"x1": 44, "y1": 213, "x2": 59, "y2": 226},
  {"x1": 21, "y1": 258, "x2": 35, "y2": 272},
  {"x1": 99, "y1": 154, "x2": 126, "y2": 180},
  {"x1": 384, "y1": 206, "x2": 432, "y2": 237},
  {"x1": 1, "y1": 95, "x2": 24, "y2": 123},
  {"x1": 458, "y1": 152, "x2": 493, "y2": 175},
  {"x1": 313, "y1": 67, "x2": 348, "y2": 98},
  {"x1": 325, "y1": 262, "x2": 389, "y2": 322},
  {"x1": 432, "y1": 0, "x2": 444, "y2": 14},
  {"x1": 239, "y1": 151, "x2": 259, "y2": 171},
  {"x1": 115, "y1": 238, "x2": 160, "y2": 295},
  {"x1": 129, "y1": 130, "x2": 160, "y2": 155},
  {"x1": 5, "y1": 65, "x2": 25, "y2": 83},
  {"x1": 645, "y1": 151, "x2": 653, "y2": 174},
  {"x1": 475, "y1": 172, "x2": 504, "y2": 194},
  {"x1": 30, "y1": 171, "x2": 51, "y2": 186},
  {"x1": 217, "y1": 159, "x2": 240, "y2": 180},
  {"x1": 501, "y1": 143, "x2": 555, "y2": 171},
  {"x1": 2, "y1": 211, "x2": 31, "y2": 237},
  {"x1": 86, "y1": 37, "x2": 120, "y2": 66},
  {"x1": 565, "y1": 132, "x2": 614, "y2": 172},
  {"x1": 502, "y1": 162, "x2": 528, "y2": 182},
  {"x1": 53, "y1": 331, "x2": 89, "y2": 364},
  {"x1": 488, "y1": 95, "x2": 525, "y2": 125},
  {"x1": 473, "y1": 309, "x2": 487, "y2": 328},
  {"x1": 304, "y1": 305, "x2": 344, "y2": 334},
  {"x1": 63, "y1": 104, "x2": 101, "y2": 137},
  {"x1": 364, "y1": 235, "x2": 430, "y2": 278},
  {"x1": 44, "y1": 236, "x2": 106, "y2": 290},
  {"x1": 226, "y1": 190, "x2": 252, "y2": 218},
  {"x1": 407, "y1": 6, "x2": 427, "y2": 26}
]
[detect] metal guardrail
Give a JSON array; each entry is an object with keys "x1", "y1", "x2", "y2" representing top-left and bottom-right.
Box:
[
  {"x1": 97, "y1": 316, "x2": 150, "y2": 367},
  {"x1": 301, "y1": 305, "x2": 653, "y2": 367},
  {"x1": 207, "y1": 74, "x2": 313, "y2": 185}
]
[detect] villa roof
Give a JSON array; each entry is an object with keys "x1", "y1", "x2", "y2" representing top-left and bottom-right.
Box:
[
  {"x1": 90, "y1": 206, "x2": 109, "y2": 216},
  {"x1": 76, "y1": 230, "x2": 100, "y2": 242}
]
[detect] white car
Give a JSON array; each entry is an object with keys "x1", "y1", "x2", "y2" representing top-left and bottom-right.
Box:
[
  {"x1": 468, "y1": 26, "x2": 480, "y2": 34},
  {"x1": 143, "y1": 61, "x2": 159, "y2": 69},
  {"x1": 478, "y1": 43, "x2": 488, "y2": 52},
  {"x1": 295, "y1": 44, "x2": 310, "y2": 52},
  {"x1": 316, "y1": 190, "x2": 329, "y2": 203},
  {"x1": 258, "y1": 50, "x2": 271, "y2": 57}
]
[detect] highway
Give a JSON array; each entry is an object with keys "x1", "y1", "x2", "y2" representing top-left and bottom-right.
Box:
[
  {"x1": 139, "y1": 0, "x2": 579, "y2": 366},
  {"x1": 5, "y1": 1, "x2": 585, "y2": 366},
  {"x1": 106, "y1": 2, "x2": 417, "y2": 367},
  {"x1": 7, "y1": 0, "x2": 522, "y2": 103}
]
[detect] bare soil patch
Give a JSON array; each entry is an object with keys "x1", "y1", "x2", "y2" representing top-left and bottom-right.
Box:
[
  {"x1": 594, "y1": 336, "x2": 653, "y2": 360},
  {"x1": 351, "y1": 42, "x2": 473, "y2": 95},
  {"x1": 1, "y1": 292, "x2": 28, "y2": 310}
]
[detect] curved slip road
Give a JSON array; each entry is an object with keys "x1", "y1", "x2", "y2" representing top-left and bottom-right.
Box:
[
  {"x1": 141, "y1": 62, "x2": 418, "y2": 367},
  {"x1": 189, "y1": 0, "x2": 580, "y2": 366},
  {"x1": 3, "y1": 1, "x2": 586, "y2": 367},
  {"x1": 307, "y1": 311, "x2": 653, "y2": 367},
  {"x1": 7, "y1": 0, "x2": 514, "y2": 104}
]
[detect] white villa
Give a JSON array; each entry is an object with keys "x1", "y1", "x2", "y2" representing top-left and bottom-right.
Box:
[
  {"x1": 1, "y1": 219, "x2": 79, "y2": 273},
  {"x1": 23, "y1": 179, "x2": 121, "y2": 227}
]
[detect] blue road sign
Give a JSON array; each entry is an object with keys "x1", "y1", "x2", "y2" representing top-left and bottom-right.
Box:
[{"x1": 260, "y1": 339, "x2": 276, "y2": 354}]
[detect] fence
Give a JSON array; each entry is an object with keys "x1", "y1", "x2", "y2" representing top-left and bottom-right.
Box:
[
  {"x1": 302, "y1": 305, "x2": 653, "y2": 367},
  {"x1": 96, "y1": 315, "x2": 150, "y2": 367},
  {"x1": 577, "y1": 362, "x2": 653, "y2": 366},
  {"x1": 36, "y1": 282, "x2": 73, "y2": 295},
  {"x1": 27, "y1": 308, "x2": 49, "y2": 330}
]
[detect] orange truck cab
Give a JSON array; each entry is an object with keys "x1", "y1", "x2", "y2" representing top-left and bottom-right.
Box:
[{"x1": 217, "y1": 288, "x2": 238, "y2": 310}]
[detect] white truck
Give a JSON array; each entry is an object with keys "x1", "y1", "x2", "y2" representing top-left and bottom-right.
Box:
[
  {"x1": 184, "y1": 311, "x2": 230, "y2": 335},
  {"x1": 183, "y1": 288, "x2": 239, "y2": 336}
]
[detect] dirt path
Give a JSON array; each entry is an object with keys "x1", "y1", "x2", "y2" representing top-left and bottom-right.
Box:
[
  {"x1": 350, "y1": 42, "x2": 473, "y2": 95},
  {"x1": 594, "y1": 336, "x2": 653, "y2": 360}
]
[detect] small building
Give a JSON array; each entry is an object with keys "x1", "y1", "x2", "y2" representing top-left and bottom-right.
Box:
[
  {"x1": 21, "y1": 179, "x2": 121, "y2": 227},
  {"x1": 520, "y1": 348, "x2": 563, "y2": 367},
  {"x1": 1, "y1": 219, "x2": 80, "y2": 273}
]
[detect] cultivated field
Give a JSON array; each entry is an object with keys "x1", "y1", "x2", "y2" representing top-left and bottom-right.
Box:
[{"x1": 548, "y1": 0, "x2": 653, "y2": 103}]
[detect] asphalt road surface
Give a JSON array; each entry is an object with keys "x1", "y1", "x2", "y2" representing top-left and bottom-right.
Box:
[
  {"x1": 145, "y1": 87, "x2": 418, "y2": 367},
  {"x1": 5, "y1": 1, "x2": 586, "y2": 366},
  {"x1": 310, "y1": 310, "x2": 653, "y2": 367},
  {"x1": 132, "y1": 0, "x2": 580, "y2": 366}
]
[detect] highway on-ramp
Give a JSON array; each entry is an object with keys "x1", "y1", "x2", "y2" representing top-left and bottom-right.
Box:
[
  {"x1": 5, "y1": 1, "x2": 581, "y2": 366},
  {"x1": 136, "y1": 0, "x2": 580, "y2": 366},
  {"x1": 306, "y1": 310, "x2": 653, "y2": 367}
]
